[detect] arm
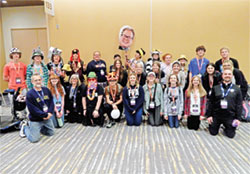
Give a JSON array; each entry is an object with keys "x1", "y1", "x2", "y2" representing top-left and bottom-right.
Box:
[
  {"x1": 134, "y1": 86, "x2": 145, "y2": 111},
  {"x1": 114, "y1": 93, "x2": 123, "y2": 105},
  {"x1": 3, "y1": 64, "x2": 9, "y2": 81},
  {"x1": 122, "y1": 87, "x2": 133, "y2": 113},
  {"x1": 235, "y1": 87, "x2": 243, "y2": 120},
  {"x1": 184, "y1": 91, "x2": 190, "y2": 116},
  {"x1": 26, "y1": 65, "x2": 33, "y2": 90},
  {"x1": 200, "y1": 95, "x2": 207, "y2": 116},
  {"x1": 82, "y1": 97, "x2": 87, "y2": 116}
]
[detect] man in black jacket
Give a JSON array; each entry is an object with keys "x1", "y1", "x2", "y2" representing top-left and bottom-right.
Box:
[{"x1": 206, "y1": 69, "x2": 242, "y2": 138}]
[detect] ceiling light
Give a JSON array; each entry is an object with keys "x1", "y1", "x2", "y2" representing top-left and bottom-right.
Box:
[{"x1": 2, "y1": 0, "x2": 7, "y2": 4}]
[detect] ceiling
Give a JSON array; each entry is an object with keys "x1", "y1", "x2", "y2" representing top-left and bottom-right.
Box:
[{"x1": 0, "y1": 0, "x2": 44, "y2": 8}]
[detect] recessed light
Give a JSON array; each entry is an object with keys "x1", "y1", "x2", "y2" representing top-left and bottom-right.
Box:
[{"x1": 2, "y1": 0, "x2": 7, "y2": 4}]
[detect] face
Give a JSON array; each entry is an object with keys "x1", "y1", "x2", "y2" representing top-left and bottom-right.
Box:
[
  {"x1": 51, "y1": 78, "x2": 59, "y2": 86},
  {"x1": 192, "y1": 77, "x2": 200, "y2": 87},
  {"x1": 109, "y1": 79, "x2": 117, "y2": 86},
  {"x1": 136, "y1": 64, "x2": 143, "y2": 74},
  {"x1": 222, "y1": 70, "x2": 233, "y2": 83},
  {"x1": 196, "y1": 50, "x2": 205, "y2": 57},
  {"x1": 222, "y1": 63, "x2": 232, "y2": 70},
  {"x1": 115, "y1": 61, "x2": 121, "y2": 69},
  {"x1": 172, "y1": 64, "x2": 180, "y2": 73},
  {"x1": 135, "y1": 52, "x2": 140, "y2": 59},
  {"x1": 152, "y1": 54, "x2": 159, "y2": 60},
  {"x1": 88, "y1": 78, "x2": 96, "y2": 85},
  {"x1": 220, "y1": 49, "x2": 229, "y2": 58},
  {"x1": 119, "y1": 29, "x2": 134, "y2": 49},
  {"x1": 179, "y1": 59, "x2": 187, "y2": 67},
  {"x1": 71, "y1": 77, "x2": 78, "y2": 85},
  {"x1": 32, "y1": 75, "x2": 42, "y2": 88},
  {"x1": 169, "y1": 75, "x2": 177, "y2": 85},
  {"x1": 12, "y1": 53, "x2": 20, "y2": 60},
  {"x1": 152, "y1": 64, "x2": 159, "y2": 73},
  {"x1": 73, "y1": 54, "x2": 78, "y2": 61},
  {"x1": 93, "y1": 51, "x2": 101, "y2": 61},
  {"x1": 206, "y1": 65, "x2": 215, "y2": 75},
  {"x1": 129, "y1": 75, "x2": 136, "y2": 85},
  {"x1": 53, "y1": 55, "x2": 60, "y2": 63},
  {"x1": 164, "y1": 55, "x2": 171, "y2": 64},
  {"x1": 34, "y1": 56, "x2": 42, "y2": 63},
  {"x1": 147, "y1": 74, "x2": 155, "y2": 82}
]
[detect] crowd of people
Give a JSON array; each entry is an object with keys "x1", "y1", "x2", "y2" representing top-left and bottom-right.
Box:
[{"x1": 3, "y1": 45, "x2": 248, "y2": 143}]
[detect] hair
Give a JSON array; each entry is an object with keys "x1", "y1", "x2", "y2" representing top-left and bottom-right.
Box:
[
  {"x1": 222, "y1": 59, "x2": 234, "y2": 71},
  {"x1": 51, "y1": 54, "x2": 62, "y2": 63},
  {"x1": 69, "y1": 73, "x2": 80, "y2": 85},
  {"x1": 113, "y1": 59, "x2": 124, "y2": 81},
  {"x1": 10, "y1": 52, "x2": 21, "y2": 59},
  {"x1": 168, "y1": 74, "x2": 180, "y2": 87},
  {"x1": 127, "y1": 71, "x2": 139, "y2": 87},
  {"x1": 204, "y1": 63, "x2": 216, "y2": 76},
  {"x1": 152, "y1": 61, "x2": 161, "y2": 79},
  {"x1": 31, "y1": 73, "x2": 42, "y2": 81},
  {"x1": 93, "y1": 51, "x2": 101, "y2": 56},
  {"x1": 48, "y1": 74, "x2": 64, "y2": 97},
  {"x1": 121, "y1": 27, "x2": 135, "y2": 39},
  {"x1": 162, "y1": 53, "x2": 172, "y2": 61},
  {"x1": 186, "y1": 75, "x2": 207, "y2": 97},
  {"x1": 113, "y1": 54, "x2": 121, "y2": 59},
  {"x1": 220, "y1": 47, "x2": 230, "y2": 53},
  {"x1": 196, "y1": 45, "x2": 206, "y2": 52}
]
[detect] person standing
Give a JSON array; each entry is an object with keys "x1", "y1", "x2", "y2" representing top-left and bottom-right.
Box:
[
  {"x1": 206, "y1": 69, "x2": 242, "y2": 138},
  {"x1": 19, "y1": 73, "x2": 54, "y2": 143}
]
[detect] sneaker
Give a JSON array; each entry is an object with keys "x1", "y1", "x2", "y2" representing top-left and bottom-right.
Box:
[
  {"x1": 19, "y1": 120, "x2": 27, "y2": 138},
  {"x1": 106, "y1": 121, "x2": 113, "y2": 128}
]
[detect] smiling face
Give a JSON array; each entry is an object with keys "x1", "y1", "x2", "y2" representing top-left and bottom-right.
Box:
[
  {"x1": 53, "y1": 55, "x2": 61, "y2": 63},
  {"x1": 164, "y1": 55, "x2": 172, "y2": 64},
  {"x1": 51, "y1": 78, "x2": 59, "y2": 86},
  {"x1": 220, "y1": 48, "x2": 229, "y2": 59},
  {"x1": 12, "y1": 53, "x2": 20, "y2": 61},
  {"x1": 147, "y1": 74, "x2": 155, "y2": 83},
  {"x1": 172, "y1": 63, "x2": 180, "y2": 73},
  {"x1": 119, "y1": 29, "x2": 134, "y2": 49},
  {"x1": 206, "y1": 65, "x2": 215, "y2": 75},
  {"x1": 222, "y1": 69, "x2": 233, "y2": 83},
  {"x1": 93, "y1": 51, "x2": 101, "y2": 61},
  {"x1": 34, "y1": 56, "x2": 42, "y2": 64},
  {"x1": 115, "y1": 60, "x2": 121, "y2": 69},
  {"x1": 152, "y1": 64, "x2": 160, "y2": 73},
  {"x1": 129, "y1": 74, "x2": 136, "y2": 86},
  {"x1": 169, "y1": 74, "x2": 178, "y2": 86},
  {"x1": 32, "y1": 75, "x2": 42, "y2": 89},
  {"x1": 196, "y1": 50, "x2": 205, "y2": 58},
  {"x1": 192, "y1": 76, "x2": 200, "y2": 87},
  {"x1": 222, "y1": 62, "x2": 232, "y2": 70}
]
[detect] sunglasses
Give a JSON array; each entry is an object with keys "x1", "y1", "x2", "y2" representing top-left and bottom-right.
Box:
[{"x1": 88, "y1": 78, "x2": 96, "y2": 81}]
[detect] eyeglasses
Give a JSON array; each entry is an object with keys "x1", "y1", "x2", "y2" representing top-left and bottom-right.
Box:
[{"x1": 122, "y1": 34, "x2": 132, "y2": 39}]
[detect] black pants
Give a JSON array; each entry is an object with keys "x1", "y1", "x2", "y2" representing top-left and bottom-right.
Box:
[
  {"x1": 83, "y1": 108, "x2": 104, "y2": 127},
  {"x1": 105, "y1": 103, "x2": 123, "y2": 122},
  {"x1": 209, "y1": 117, "x2": 236, "y2": 138},
  {"x1": 68, "y1": 111, "x2": 83, "y2": 123},
  {"x1": 187, "y1": 115, "x2": 200, "y2": 130}
]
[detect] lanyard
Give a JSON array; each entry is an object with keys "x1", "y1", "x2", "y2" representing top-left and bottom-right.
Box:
[
  {"x1": 34, "y1": 89, "x2": 45, "y2": 104},
  {"x1": 110, "y1": 85, "x2": 117, "y2": 102},
  {"x1": 170, "y1": 87, "x2": 176, "y2": 103},
  {"x1": 11, "y1": 62, "x2": 20, "y2": 74},
  {"x1": 221, "y1": 83, "x2": 233, "y2": 98},
  {"x1": 196, "y1": 58, "x2": 204, "y2": 73}
]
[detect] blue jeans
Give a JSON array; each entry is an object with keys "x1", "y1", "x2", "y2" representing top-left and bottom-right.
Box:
[
  {"x1": 125, "y1": 108, "x2": 143, "y2": 126},
  {"x1": 168, "y1": 115, "x2": 179, "y2": 128},
  {"x1": 51, "y1": 112, "x2": 64, "y2": 128},
  {"x1": 24, "y1": 119, "x2": 54, "y2": 143}
]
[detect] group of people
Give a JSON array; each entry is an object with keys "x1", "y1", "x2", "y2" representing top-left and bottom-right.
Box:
[{"x1": 3, "y1": 45, "x2": 247, "y2": 143}]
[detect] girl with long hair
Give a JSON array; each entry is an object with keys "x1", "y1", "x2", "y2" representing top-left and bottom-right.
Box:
[{"x1": 111, "y1": 59, "x2": 128, "y2": 87}]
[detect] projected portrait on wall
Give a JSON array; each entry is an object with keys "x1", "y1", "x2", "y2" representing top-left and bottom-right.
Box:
[{"x1": 118, "y1": 25, "x2": 135, "y2": 51}]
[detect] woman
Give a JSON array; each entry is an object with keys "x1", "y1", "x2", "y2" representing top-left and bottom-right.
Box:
[
  {"x1": 126, "y1": 48, "x2": 146, "y2": 72},
  {"x1": 105, "y1": 72, "x2": 123, "y2": 128},
  {"x1": 143, "y1": 71, "x2": 164, "y2": 126},
  {"x1": 184, "y1": 76, "x2": 207, "y2": 130},
  {"x1": 82, "y1": 72, "x2": 104, "y2": 127},
  {"x1": 123, "y1": 71, "x2": 144, "y2": 126},
  {"x1": 164, "y1": 74, "x2": 184, "y2": 128},
  {"x1": 65, "y1": 74, "x2": 83, "y2": 123},
  {"x1": 202, "y1": 63, "x2": 222, "y2": 98},
  {"x1": 135, "y1": 62, "x2": 147, "y2": 86},
  {"x1": 152, "y1": 61, "x2": 165, "y2": 85},
  {"x1": 68, "y1": 49, "x2": 86, "y2": 83},
  {"x1": 48, "y1": 74, "x2": 65, "y2": 128},
  {"x1": 166, "y1": 61, "x2": 186, "y2": 89},
  {"x1": 111, "y1": 59, "x2": 128, "y2": 87},
  {"x1": 161, "y1": 53, "x2": 172, "y2": 85}
]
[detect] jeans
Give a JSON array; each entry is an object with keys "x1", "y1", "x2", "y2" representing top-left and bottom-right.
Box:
[
  {"x1": 168, "y1": 115, "x2": 179, "y2": 128},
  {"x1": 125, "y1": 108, "x2": 143, "y2": 126},
  {"x1": 24, "y1": 119, "x2": 54, "y2": 143}
]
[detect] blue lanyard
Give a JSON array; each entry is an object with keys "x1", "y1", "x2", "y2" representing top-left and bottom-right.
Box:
[
  {"x1": 34, "y1": 89, "x2": 46, "y2": 104},
  {"x1": 220, "y1": 83, "x2": 233, "y2": 98}
]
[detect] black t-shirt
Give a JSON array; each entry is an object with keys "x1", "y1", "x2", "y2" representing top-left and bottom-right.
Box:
[{"x1": 82, "y1": 84, "x2": 104, "y2": 108}]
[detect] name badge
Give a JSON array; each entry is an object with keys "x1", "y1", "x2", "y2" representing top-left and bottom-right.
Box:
[
  {"x1": 149, "y1": 101, "x2": 155, "y2": 109},
  {"x1": 171, "y1": 105, "x2": 177, "y2": 115},
  {"x1": 73, "y1": 102, "x2": 76, "y2": 108},
  {"x1": 16, "y1": 77, "x2": 21, "y2": 84},
  {"x1": 43, "y1": 105, "x2": 48, "y2": 113},
  {"x1": 191, "y1": 104, "x2": 199, "y2": 114},
  {"x1": 100, "y1": 69, "x2": 105, "y2": 76},
  {"x1": 55, "y1": 101, "x2": 61, "y2": 110},
  {"x1": 220, "y1": 99, "x2": 228, "y2": 109},
  {"x1": 130, "y1": 99, "x2": 136, "y2": 106},
  {"x1": 197, "y1": 74, "x2": 202, "y2": 78}
]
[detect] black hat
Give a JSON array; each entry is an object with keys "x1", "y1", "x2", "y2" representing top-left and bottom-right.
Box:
[
  {"x1": 72, "y1": 49, "x2": 79, "y2": 54},
  {"x1": 136, "y1": 48, "x2": 146, "y2": 57}
]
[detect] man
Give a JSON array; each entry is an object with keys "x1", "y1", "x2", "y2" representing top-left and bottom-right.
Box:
[
  {"x1": 26, "y1": 47, "x2": 49, "y2": 90},
  {"x1": 188, "y1": 45, "x2": 210, "y2": 79},
  {"x1": 215, "y1": 47, "x2": 239, "y2": 73},
  {"x1": 86, "y1": 51, "x2": 107, "y2": 88},
  {"x1": 206, "y1": 69, "x2": 242, "y2": 138},
  {"x1": 178, "y1": 54, "x2": 188, "y2": 79},
  {"x1": 126, "y1": 48, "x2": 146, "y2": 72},
  {"x1": 3, "y1": 48, "x2": 27, "y2": 91},
  {"x1": 19, "y1": 73, "x2": 55, "y2": 143},
  {"x1": 118, "y1": 25, "x2": 135, "y2": 50}
]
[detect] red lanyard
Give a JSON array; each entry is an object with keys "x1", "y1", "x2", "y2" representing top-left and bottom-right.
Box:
[
  {"x1": 170, "y1": 87, "x2": 176, "y2": 103},
  {"x1": 196, "y1": 58, "x2": 204, "y2": 73},
  {"x1": 209, "y1": 75, "x2": 214, "y2": 88},
  {"x1": 110, "y1": 85, "x2": 117, "y2": 102},
  {"x1": 11, "y1": 62, "x2": 20, "y2": 75}
]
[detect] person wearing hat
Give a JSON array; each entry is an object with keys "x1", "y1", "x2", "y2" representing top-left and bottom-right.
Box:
[
  {"x1": 104, "y1": 72, "x2": 124, "y2": 128},
  {"x1": 47, "y1": 47, "x2": 65, "y2": 86},
  {"x1": 82, "y1": 72, "x2": 105, "y2": 127},
  {"x1": 123, "y1": 71, "x2": 144, "y2": 126},
  {"x1": 26, "y1": 47, "x2": 49, "y2": 90},
  {"x1": 143, "y1": 71, "x2": 164, "y2": 126},
  {"x1": 178, "y1": 54, "x2": 189, "y2": 79},
  {"x1": 86, "y1": 51, "x2": 107, "y2": 89},
  {"x1": 145, "y1": 49, "x2": 161, "y2": 74},
  {"x1": 3, "y1": 48, "x2": 27, "y2": 91},
  {"x1": 126, "y1": 48, "x2": 146, "y2": 72},
  {"x1": 64, "y1": 74, "x2": 83, "y2": 123},
  {"x1": 68, "y1": 49, "x2": 86, "y2": 84}
]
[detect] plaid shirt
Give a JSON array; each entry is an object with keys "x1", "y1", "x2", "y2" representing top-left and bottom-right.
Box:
[{"x1": 184, "y1": 91, "x2": 207, "y2": 116}]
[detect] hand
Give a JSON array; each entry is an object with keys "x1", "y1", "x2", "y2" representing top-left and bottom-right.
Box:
[
  {"x1": 93, "y1": 110, "x2": 99, "y2": 118},
  {"x1": 56, "y1": 111, "x2": 60, "y2": 118},
  {"x1": 66, "y1": 110, "x2": 70, "y2": 114},
  {"x1": 233, "y1": 119, "x2": 241, "y2": 127},
  {"x1": 44, "y1": 113, "x2": 53, "y2": 120},
  {"x1": 132, "y1": 110, "x2": 136, "y2": 114},
  {"x1": 178, "y1": 115, "x2": 182, "y2": 120},
  {"x1": 160, "y1": 112, "x2": 163, "y2": 117},
  {"x1": 83, "y1": 63, "x2": 86, "y2": 71},
  {"x1": 112, "y1": 104, "x2": 118, "y2": 110},
  {"x1": 83, "y1": 110, "x2": 87, "y2": 116},
  {"x1": 184, "y1": 115, "x2": 188, "y2": 119},
  {"x1": 207, "y1": 117, "x2": 213, "y2": 124},
  {"x1": 200, "y1": 116, "x2": 205, "y2": 120},
  {"x1": 164, "y1": 115, "x2": 168, "y2": 120}
]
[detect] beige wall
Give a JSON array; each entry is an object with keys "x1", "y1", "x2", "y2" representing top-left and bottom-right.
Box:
[
  {"x1": 47, "y1": 0, "x2": 248, "y2": 82},
  {"x1": 1, "y1": 6, "x2": 46, "y2": 62}
]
